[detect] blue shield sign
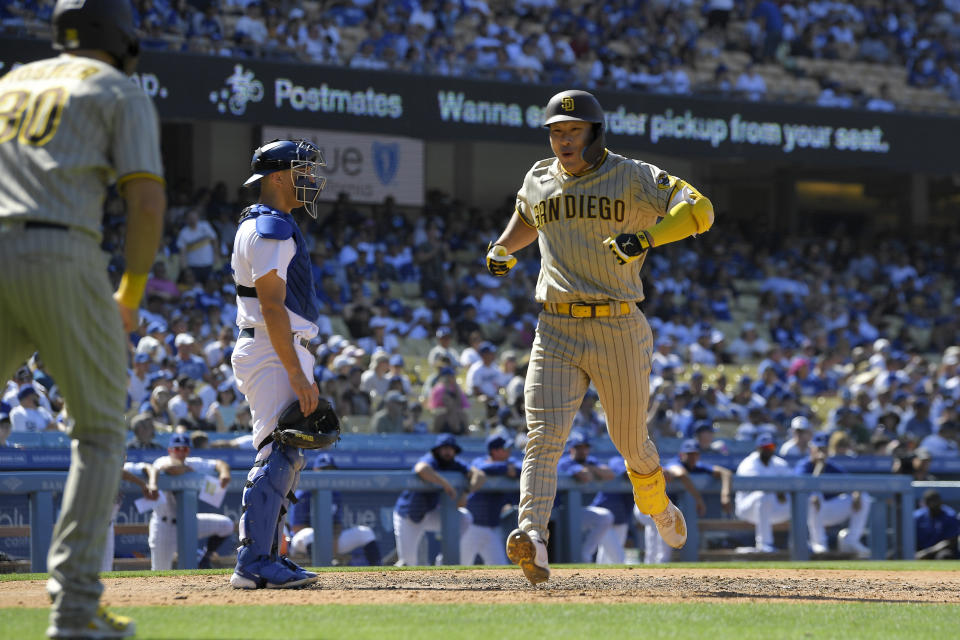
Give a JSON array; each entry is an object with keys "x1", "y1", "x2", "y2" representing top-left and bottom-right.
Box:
[{"x1": 372, "y1": 142, "x2": 399, "y2": 185}]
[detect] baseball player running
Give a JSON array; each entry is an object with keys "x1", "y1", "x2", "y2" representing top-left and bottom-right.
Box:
[
  {"x1": 0, "y1": 1, "x2": 165, "y2": 637},
  {"x1": 229, "y1": 138, "x2": 327, "y2": 589},
  {"x1": 487, "y1": 89, "x2": 714, "y2": 585}
]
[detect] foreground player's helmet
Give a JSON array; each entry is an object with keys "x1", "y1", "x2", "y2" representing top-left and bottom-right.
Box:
[
  {"x1": 244, "y1": 139, "x2": 327, "y2": 219},
  {"x1": 542, "y1": 89, "x2": 606, "y2": 166},
  {"x1": 52, "y1": 0, "x2": 140, "y2": 75}
]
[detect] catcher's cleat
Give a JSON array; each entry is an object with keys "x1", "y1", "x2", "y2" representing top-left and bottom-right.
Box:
[
  {"x1": 650, "y1": 501, "x2": 687, "y2": 549},
  {"x1": 279, "y1": 555, "x2": 317, "y2": 579},
  {"x1": 231, "y1": 561, "x2": 318, "y2": 589},
  {"x1": 506, "y1": 529, "x2": 550, "y2": 585},
  {"x1": 46, "y1": 606, "x2": 135, "y2": 639}
]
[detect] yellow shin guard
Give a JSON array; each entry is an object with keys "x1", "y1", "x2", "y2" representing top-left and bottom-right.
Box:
[{"x1": 627, "y1": 466, "x2": 669, "y2": 515}]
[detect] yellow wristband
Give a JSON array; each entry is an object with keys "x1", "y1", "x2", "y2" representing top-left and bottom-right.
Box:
[{"x1": 116, "y1": 272, "x2": 149, "y2": 309}]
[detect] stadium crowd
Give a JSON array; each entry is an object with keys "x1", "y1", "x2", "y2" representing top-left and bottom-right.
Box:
[
  {"x1": 3, "y1": 0, "x2": 960, "y2": 111},
  {"x1": 2, "y1": 184, "x2": 959, "y2": 563},
  {"x1": 1, "y1": 180, "x2": 958, "y2": 466}
]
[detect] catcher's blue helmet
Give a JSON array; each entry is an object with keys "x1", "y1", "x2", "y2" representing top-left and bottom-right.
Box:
[{"x1": 244, "y1": 139, "x2": 326, "y2": 218}]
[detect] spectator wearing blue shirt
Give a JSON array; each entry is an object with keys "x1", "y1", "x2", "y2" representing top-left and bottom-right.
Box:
[
  {"x1": 902, "y1": 397, "x2": 935, "y2": 440},
  {"x1": 173, "y1": 333, "x2": 208, "y2": 381},
  {"x1": 795, "y1": 432, "x2": 871, "y2": 557},
  {"x1": 460, "y1": 434, "x2": 519, "y2": 565},
  {"x1": 779, "y1": 416, "x2": 813, "y2": 458},
  {"x1": 679, "y1": 403, "x2": 711, "y2": 439},
  {"x1": 289, "y1": 454, "x2": 380, "y2": 566},
  {"x1": 691, "y1": 420, "x2": 729, "y2": 457},
  {"x1": 915, "y1": 490, "x2": 960, "y2": 559},
  {"x1": 751, "y1": 366, "x2": 786, "y2": 400},
  {"x1": 556, "y1": 432, "x2": 615, "y2": 563},
  {"x1": 392, "y1": 435, "x2": 484, "y2": 566},
  {"x1": 919, "y1": 422, "x2": 959, "y2": 458}
]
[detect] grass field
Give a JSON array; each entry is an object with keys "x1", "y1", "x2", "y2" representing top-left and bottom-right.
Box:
[{"x1": 3, "y1": 563, "x2": 958, "y2": 639}]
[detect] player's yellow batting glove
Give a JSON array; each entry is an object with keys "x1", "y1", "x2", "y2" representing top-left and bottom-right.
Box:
[
  {"x1": 604, "y1": 231, "x2": 653, "y2": 265},
  {"x1": 486, "y1": 242, "x2": 517, "y2": 277}
]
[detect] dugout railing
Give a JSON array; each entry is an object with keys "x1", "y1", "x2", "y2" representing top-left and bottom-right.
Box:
[{"x1": 3, "y1": 471, "x2": 936, "y2": 572}]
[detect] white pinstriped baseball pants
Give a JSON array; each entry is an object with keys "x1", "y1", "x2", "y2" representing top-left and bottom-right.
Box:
[
  {"x1": 0, "y1": 228, "x2": 127, "y2": 628},
  {"x1": 518, "y1": 309, "x2": 661, "y2": 541}
]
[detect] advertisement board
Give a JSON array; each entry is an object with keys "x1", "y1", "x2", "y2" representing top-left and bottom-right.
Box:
[
  {"x1": 261, "y1": 126, "x2": 424, "y2": 206},
  {"x1": 0, "y1": 38, "x2": 957, "y2": 171}
]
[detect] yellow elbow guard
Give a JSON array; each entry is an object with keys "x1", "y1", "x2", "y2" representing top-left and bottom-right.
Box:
[
  {"x1": 626, "y1": 465, "x2": 669, "y2": 515},
  {"x1": 691, "y1": 194, "x2": 714, "y2": 232},
  {"x1": 647, "y1": 194, "x2": 714, "y2": 247}
]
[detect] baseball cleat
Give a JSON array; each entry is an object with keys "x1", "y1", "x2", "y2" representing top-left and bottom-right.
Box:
[
  {"x1": 650, "y1": 501, "x2": 687, "y2": 549},
  {"x1": 231, "y1": 562, "x2": 319, "y2": 589},
  {"x1": 46, "y1": 606, "x2": 135, "y2": 639},
  {"x1": 279, "y1": 555, "x2": 317, "y2": 579},
  {"x1": 230, "y1": 571, "x2": 261, "y2": 589},
  {"x1": 506, "y1": 528, "x2": 550, "y2": 585}
]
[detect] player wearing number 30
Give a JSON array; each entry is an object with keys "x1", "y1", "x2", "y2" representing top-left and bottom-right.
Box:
[
  {"x1": 487, "y1": 89, "x2": 714, "y2": 585},
  {"x1": 0, "y1": 1, "x2": 166, "y2": 637}
]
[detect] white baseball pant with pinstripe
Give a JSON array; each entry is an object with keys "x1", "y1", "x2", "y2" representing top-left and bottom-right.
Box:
[
  {"x1": 0, "y1": 227, "x2": 127, "y2": 622},
  {"x1": 518, "y1": 308, "x2": 661, "y2": 541}
]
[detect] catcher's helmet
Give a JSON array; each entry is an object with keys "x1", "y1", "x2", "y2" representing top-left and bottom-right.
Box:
[
  {"x1": 542, "y1": 89, "x2": 607, "y2": 167},
  {"x1": 244, "y1": 139, "x2": 327, "y2": 218},
  {"x1": 52, "y1": 0, "x2": 140, "y2": 75}
]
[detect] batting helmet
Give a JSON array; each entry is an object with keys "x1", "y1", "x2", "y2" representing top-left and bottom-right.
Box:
[
  {"x1": 542, "y1": 89, "x2": 606, "y2": 167},
  {"x1": 244, "y1": 139, "x2": 327, "y2": 218},
  {"x1": 52, "y1": 0, "x2": 140, "y2": 75}
]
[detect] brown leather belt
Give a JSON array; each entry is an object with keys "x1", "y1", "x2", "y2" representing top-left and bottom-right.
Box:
[{"x1": 543, "y1": 301, "x2": 633, "y2": 318}]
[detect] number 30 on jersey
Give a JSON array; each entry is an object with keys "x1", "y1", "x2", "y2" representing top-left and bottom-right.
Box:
[{"x1": 0, "y1": 87, "x2": 69, "y2": 147}]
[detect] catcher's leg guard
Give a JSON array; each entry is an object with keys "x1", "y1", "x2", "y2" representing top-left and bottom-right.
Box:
[
  {"x1": 267, "y1": 467, "x2": 316, "y2": 579},
  {"x1": 233, "y1": 444, "x2": 316, "y2": 589},
  {"x1": 627, "y1": 465, "x2": 686, "y2": 549}
]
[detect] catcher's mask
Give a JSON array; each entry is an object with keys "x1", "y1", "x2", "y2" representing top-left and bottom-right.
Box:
[
  {"x1": 542, "y1": 89, "x2": 606, "y2": 167},
  {"x1": 244, "y1": 139, "x2": 326, "y2": 219}
]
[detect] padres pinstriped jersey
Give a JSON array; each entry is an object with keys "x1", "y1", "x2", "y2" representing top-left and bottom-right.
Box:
[
  {"x1": 516, "y1": 151, "x2": 687, "y2": 304},
  {"x1": 0, "y1": 54, "x2": 163, "y2": 236}
]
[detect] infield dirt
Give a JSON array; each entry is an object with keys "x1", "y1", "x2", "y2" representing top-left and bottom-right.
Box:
[{"x1": 2, "y1": 568, "x2": 959, "y2": 606}]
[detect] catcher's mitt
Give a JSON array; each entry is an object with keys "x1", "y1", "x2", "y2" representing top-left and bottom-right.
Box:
[{"x1": 274, "y1": 398, "x2": 341, "y2": 450}]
